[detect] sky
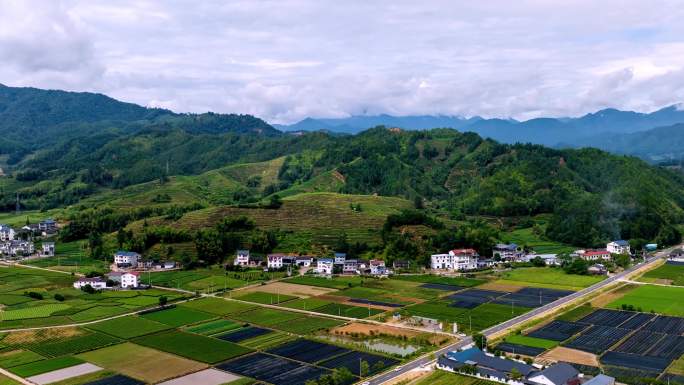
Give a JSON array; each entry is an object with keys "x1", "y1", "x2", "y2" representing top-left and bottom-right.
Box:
[{"x1": 2, "y1": 0, "x2": 684, "y2": 124}]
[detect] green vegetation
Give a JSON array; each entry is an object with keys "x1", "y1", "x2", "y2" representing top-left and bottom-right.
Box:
[
  {"x1": 231, "y1": 308, "x2": 303, "y2": 326},
  {"x1": 20, "y1": 331, "x2": 121, "y2": 357},
  {"x1": 85, "y1": 316, "x2": 172, "y2": 339},
  {"x1": 607, "y1": 284, "x2": 684, "y2": 316},
  {"x1": 233, "y1": 291, "x2": 298, "y2": 305},
  {"x1": 8, "y1": 356, "x2": 84, "y2": 377},
  {"x1": 0, "y1": 350, "x2": 45, "y2": 368},
  {"x1": 279, "y1": 297, "x2": 333, "y2": 311},
  {"x1": 140, "y1": 307, "x2": 214, "y2": 327},
  {"x1": 413, "y1": 370, "x2": 498, "y2": 385},
  {"x1": 133, "y1": 330, "x2": 252, "y2": 363},
  {"x1": 285, "y1": 275, "x2": 362, "y2": 289},
  {"x1": 405, "y1": 302, "x2": 531, "y2": 333},
  {"x1": 239, "y1": 331, "x2": 294, "y2": 350},
  {"x1": 497, "y1": 267, "x2": 602, "y2": 290},
  {"x1": 184, "y1": 319, "x2": 242, "y2": 335},
  {"x1": 556, "y1": 304, "x2": 596, "y2": 322},
  {"x1": 0, "y1": 304, "x2": 71, "y2": 321},
  {"x1": 179, "y1": 297, "x2": 256, "y2": 315},
  {"x1": 504, "y1": 226, "x2": 576, "y2": 254},
  {"x1": 392, "y1": 275, "x2": 483, "y2": 287},
  {"x1": 504, "y1": 334, "x2": 558, "y2": 349},
  {"x1": 148, "y1": 267, "x2": 285, "y2": 292},
  {"x1": 272, "y1": 316, "x2": 344, "y2": 334},
  {"x1": 314, "y1": 303, "x2": 385, "y2": 319},
  {"x1": 641, "y1": 263, "x2": 684, "y2": 285}
]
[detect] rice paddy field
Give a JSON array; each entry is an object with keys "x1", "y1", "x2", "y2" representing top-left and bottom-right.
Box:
[
  {"x1": 496, "y1": 267, "x2": 604, "y2": 291},
  {"x1": 640, "y1": 263, "x2": 684, "y2": 286},
  {"x1": 148, "y1": 267, "x2": 286, "y2": 292},
  {"x1": 0, "y1": 266, "x2": 187, "y2": 329},
  {"x1": 606, "y1": 284, "x2": 684, "y2": 316}
]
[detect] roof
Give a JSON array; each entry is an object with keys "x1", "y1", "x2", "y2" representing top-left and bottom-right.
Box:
[
  {"x1": 529, "y1": 363, "x2": 579, "y2": 385},
  {"x1": 318, "y1": 258, "x2": 333, "y2": 263},
  {"x1": 370, "y1": 259, "x2": 385, "y2": 266},
  {"x1": 495, "y1": 243, "x2": 518, "y2": 250},
  {"x1": 450, "y1": 248, "x2": 478, "y2": 255},
  {"x1": 108, "y1": 271, "x2": 140, "y2": 277},
  {"x1": 582, "y1": 375, "x2": 615, "y2": 385},
  {"x1": 584, "y1": 250, "x2": 609, "y2": 256},
  {"x1": 237, "y1": 249, "x2": 249, "y2": 254},
  {"x1": 115, "y1": 251, "x2": 140, "y2": 257},
  {"x1": 334, "y1": 252, "x2": 347, "y2": 258},
  {"x1": 446, "y1": 348, "x2": 535, "y2": 376},
  {"x1": 611, "y1": 240, "x2": 629, "y2": 246},
  {"x1": 77, "y1": 277, "x2": 104, "y2": 283}
]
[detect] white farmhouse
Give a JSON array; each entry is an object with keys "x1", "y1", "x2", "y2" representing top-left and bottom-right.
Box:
[
  {"x1": 73, "y1": 277, "x2": 107, "y2": 290},
  {"x1": 607, "y1": 240, "x2": 630, "y2": 255},
  {"x1": 431, "y1": 249, "x2": 479, "y2": 271},
  {"x1": 42, "y1": 242, "x2": 55, "y2": 257},
  {"x1": 0, "y1": 224, "x2": 15, "y2": 241},
  {"x1": 369, "y1": 259, "x2": 389, "y2": 275},
  {"x1": 108, "y1": 271, "x2": 140, "y2": 288},
  {"x1": 234, "y1": 250, "x2": 250, "y2": 266},
  {"x1": 267, "y1": 254, "x2": 294, "y2": 269},
  {"x1": 316, "y1": 258, "x2": 334, "y2": 275},
  {"x1": 114, "y1": 251, "x2": 140, "y2": 267}
]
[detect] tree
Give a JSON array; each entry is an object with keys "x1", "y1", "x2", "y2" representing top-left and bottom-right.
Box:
[
  {"x1": 510, "y1": 368, "x2": 523, "y2": 380},
  {"x1": 53, "y1": 293, "x2": 65, "y2": 301},
  {"x1": 473, "y1": 333, "x2": 487, "y2": 350},
  {"x1": 359, "y1": 360, "x2": 370, "y2": 377},
  {"x1": 531, "y1": 256, "x2": 546, "y2": 267},
  {"x1": 159, "y1": 296, "x2": 168, "y2": 306},
  {"x1": 269, "y1": 194, "x2": 283, "y2": 209},
  {"x1": 81, "y1": 284, "x2": 96, "y2": 294}
]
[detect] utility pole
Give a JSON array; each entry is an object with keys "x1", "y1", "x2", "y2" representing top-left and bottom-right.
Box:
[{"x1": 15, "y1": 193, "x2": 20, "y2": 214}]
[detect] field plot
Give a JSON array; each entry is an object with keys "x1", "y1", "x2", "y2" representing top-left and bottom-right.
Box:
[
  {"x1": 335, "y1": 286, "x2": 412, "y2": 306},
  {"x1": 149, "y1": 267, "x2": 285, "y2": 292},
  {"x1": 607, "y1": 285, "x2": 684, "y2": 316},
  {"x1": 184, "y1": 319, "x2": 242, "y2": 336},
  {"x1": 392, "y1": 274, "x2": 483, "y2": 288},
  {"x1": 348, "y1": 298, "x2": 402, "y2": 308},
  {"x1": 618, "y1": 313, "x2": 655, "y2": 330},
  {"x1": 419, "y1": 283, "x2": 463, "y2": 291},
  {"x1": 8, "y1": 356, "x2": 83, "y2": 377},
  {"x1": 279, "y1": 297, "x2": 332, "y2": 311},
  {"x1": 235, "y1": 281, "x2": 337, "y2": 298},
  {"x1": 314, "y1": 303, "x2": 385, "y2": 319},
  {"x1": 216, "y1": 352, "x2": 329, "y2": 385},
  {"x1": 233, "y1": 291, "x2": 298, "y2": 305},
  {"x1": 19, "y1": 331, "x2": 121, "y2": 357},
  {"x1": 494, "y1": 343, "x2": 545, "y2": 357},
  {"x1": 528, "y1": 321, "x2": 588, "y2": 341},
  {"x1": 285, "y1": 275, "x2": 362, "y2": 290},
  {"x1": 600, "y1": 351, "x2": 672, "y2": 372},
  {"x1": 493, "y1": 288, "x2": 574, "y2": 308},
  {"x1": 239, "y1": 331, "x2": 294, "y2": 350},
  {"x1": 157, "y1": 368, "x2": 240, "y2": 385},
  {"x1": 81, "y1": 374, "x2": 144, "y2": 385},
  {"x1": 320, "y1": 351, "x2": 399, "y2": 376},
  {"x1": 0, "y1": 350, "x2": 45, "y2": 368},
  {"x1": 140, "y1": 306, "x2": 214, "y2": 327},
  {"x1": 646, "y1": 335, "x2": 684, "y2": 359},
  {"x1": 360, "y1": 279, "x2": 449, "y2": 301},
  {"x1": 564, "y1": 325, "x2": 632, "y2": 354},
  {"x1": 577, "y1": 309, "x2": 637, "y2": 327},
  {"x1": 641, "y1": 262, "x2": 684, "y2": 285},
  {"x1": 406, "y1": 301, "x2": 530, "y2": 332},
  {"x1": 642, "y1": 315, "x2": 684, "y2": 335},
  {"x1": 133, "y1": 330, "x2": 252, "y2": 364},
  {"x1": 26, "y1": 362, "x2": 102, "y2": 385},
  {"x1": 86, "y1": 316, "x2": 171, "y2": 339},
  {"x1": 179, "y1": 297, "x2": 256, "y2": 315},
  {"x1": 504, "y1": 334, "x2": 558, "y2": 349},
  {"x1": 230, "y1": 307, "x2": 303, "y2": 326},
  {"x1": 613, "y1": 330, "x2": 666, "y2": 355},
  {"x1": 217, "y1": 327, "x2": 271, "y2": 343},
  {"x1": 446, "y1": 289, "x2": 503, "y2": 309},
  {"x1": 539, "y1": 347, "x2": 599, "y2": 367},
  {"x1": 77, "y1": 342, "x2": 207, "y2": 384},
  {"x1": 266, "y1": 339, "x2": 351, "y2": 363},
  {"x1": 272, "y1": 316, "x2": 344, "y2": 334},
  {"x1": 497, "y1": 267, "x2": 602, "y2": 290}
]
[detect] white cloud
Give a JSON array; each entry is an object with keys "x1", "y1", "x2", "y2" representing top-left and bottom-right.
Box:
[{"x1": 1, "y1": 0, "x2": 684, "y2": 123}]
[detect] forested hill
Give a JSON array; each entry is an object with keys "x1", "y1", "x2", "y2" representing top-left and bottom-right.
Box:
[{"x1": 1, "y1": 86, "x2": 683, "y2": 248}]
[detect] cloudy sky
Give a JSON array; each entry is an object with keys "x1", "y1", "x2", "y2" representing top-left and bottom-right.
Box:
[{"x1": 2, "y1": 0, "x2": 684, "y2": 123}]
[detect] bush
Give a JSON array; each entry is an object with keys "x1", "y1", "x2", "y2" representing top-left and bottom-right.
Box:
[
  {"x1": 25, "y1": 291, "x2": 44, "y2": 300},
  {"x1": 54, "y1": 293, "x2": 65, "y2": 302}
]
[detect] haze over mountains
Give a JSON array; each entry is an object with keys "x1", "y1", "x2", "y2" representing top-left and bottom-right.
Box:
[{"x1": 275, "y1": 106, "x2": 684, "y2": 161}]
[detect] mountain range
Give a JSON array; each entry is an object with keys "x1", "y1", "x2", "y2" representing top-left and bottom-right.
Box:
[{"x1": 275, "y1": 105, "x2": 684, "y2": 155}]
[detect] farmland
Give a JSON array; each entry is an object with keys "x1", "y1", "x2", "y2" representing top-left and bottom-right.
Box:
[
  {"x1": 640, "y1": 262, "x2": 684, "y2": 286},
  {"x1": 133, "y1": 330, "x2": 252, "y2": 363},
  {"x1": 85, "y1": 316, "x2": 172, "y2": 339},
  {"x1": 139, "y1": 306, "x2": 215, "y2": 327},
  {"x1": 496, "y1": 267, "x2": 603, "y2": 291},
  {"x1": 607, "y1": 284, "x2": 684, "y2": 316},
  {"x1": 148, "y1": 267, "x2": 286, "y2": 292}
]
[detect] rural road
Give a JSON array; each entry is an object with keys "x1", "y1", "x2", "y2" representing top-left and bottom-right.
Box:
[{"x1": 366, "y1": 247, "x2": 673, "y2": 385}]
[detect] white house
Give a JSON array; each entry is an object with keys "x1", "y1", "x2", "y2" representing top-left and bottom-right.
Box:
[
  {"x1": 316, "y1": 258, "x2": 334, "y2": 274},
  {"x1": 39, "y1": 219, "x2": 57, "y2": 234},
  {"x1": 267, "y1": 254, "x2": 294, "y2": 269},
  {"x1": 578, "y1": 249, "x2": 611, "y2": 261},
  {"x1": 431, "y1": 249, "x2": 479, "y2": 271},
  {"x1": 334, "y1": 252, "x2": 347, "y2": 265},
  {"x1": 0, "y1": 240, "x2": 35, "y2": 256},
  {"x1": 0, "y1": 225, "x2": 15, "y2": 241},
  {"x1": 526, "y1": 363, "x2": 580, "y2": 385},
  {"x1": 295, "y1": 256, "x2": 314, "y2": 267},
  {"x1": 73, "y1": 277, "x2": 107, "y2": 290},
  {"x1": 108, "y1": 271, "x2": 140, "y2": 288},
  {"x1": 607, "y1": 240, "x2": 630, "y2": 255},
  {"x1": 369, "y1": 259, "x2": 389, "y2": 275},
  {"x1": 42, "y1": 242, "x2": 55, "y2": 257},
  {"x1": 343, "y1": 259, "x2": 359, "y2": 274},
  {"x1": 114, "y1": 251, "x2": 140, "y2": 267},
  {"x1": 234, "y1": 250, "x2": 250, "y2": 266},
  {"x1": 493, "y1": 243, "x2": 522, "y2": 261}
]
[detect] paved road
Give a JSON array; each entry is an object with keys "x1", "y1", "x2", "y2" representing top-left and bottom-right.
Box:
[{"x1": 366, "y1": 248, "x2": 673, "y2": 385}]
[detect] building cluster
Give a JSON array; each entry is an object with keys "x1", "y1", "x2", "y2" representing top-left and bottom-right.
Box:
[
  {"x1": 430, "y1": 240, "x2": 632, "y2": 274},
  {"x1": 73, "y1": 271, "x2": 140, "y2": 290},
  {"x1": 438, "y1": 347, "x2": 615, "y2": 385},
  {"x1": 0, "y1": 219, "x2": 57, "y2": 258},
  {"x1": 113, "y1": 250, "x2": 176, "y2": 270},
  {"x1": 233, "y1": 250, "x2": 396, "y2": 276}
]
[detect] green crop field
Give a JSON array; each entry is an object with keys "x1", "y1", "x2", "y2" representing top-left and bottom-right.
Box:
[
  {"x1": 504, "y1": 226, "x2": 576, "y2": 255},
  {"x1": 607, "y1": 284, "x2": 684, "y2": 316},
  {"x1": 24, "y1": 250, "x2": 108, "y2": 274},
  {"x1": 133, "y1": 330, "x2": 252, "y2": 363},
  {"x1": 285, "y1": 275, "x2": 362, "y2": 289},
  {"x1": 405, "y1": 302, "x2": 531, "y2": 333},
  {"x1": 184, "y1": 319, "x2": 242, "y2": 335},
  {"x1": 279, "y1": 297, "x2": 332, "y2": 311},
  {"x1": 239, "y1": 331, "x2": 295, "y2": 350},
  {"x1": 140, "y1": 307, "x2": 214, "y2": 327},
  {"x1": 0, "y1": 304, "x2": 71, "y2": 321},
  {"x1": 497, "y1": 267, "x2": 602, "y2": 290},
  {"x1": 504, "y1": 334, "x2": 558, "y2": 349},
  {"x1": 8, "y1": 356, "x2": 84, "y2": 377},
  {"x1": 392, "y1": 275, "x2": 484, "y2": 288},
  {"x1": 413, "y1": 370, "x2": 498, "y2": 385},
  {"x1": 179, "y1": 297, "x2": 256, "y2": 315},
  {"x1": 148, "y1": 267, "x2": 285, "y2": 292},
  {"x1": 314, "y1": 303, "x2": 385, "y2": 319},
  {"x1": 230, "y1": 307, "x2": 304, "y2": 326},
  {"x1": 20, "y1": 331, "x2": 121, "y2": 357},
  {"x1": 360, "y1": 279, "x2": 448, "y2": 300},
  {"x1": 641, "y1": 264, "x2": 684, "y2": 286},
  {"x1": 233, "y1": 291, "x2": 298, "y2": 305},
  {"x1": 0, "y1": 350, "x2": 45, "y2": 368},
  {"x1": 0, "y1": 373, "x2": 20, "y2": 385},
  {"x1": 86, "y1": 316, "x2": 172, "y2": 339},
  {"x1": 272, "y1": 316, "x2": 344, "y2": 334},
  {"x1": 556, "y1": 305, "x2": 596, "y2": 322},
  {"x1": 335, "y1": 286, "x2": 414, "y2": 305}
]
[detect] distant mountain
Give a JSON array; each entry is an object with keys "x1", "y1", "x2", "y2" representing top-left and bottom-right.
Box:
[
  {"x1": 567, "y1": 122, "x2": 684, "y2": 162},
  {"x1": 275, "y1": 105, "x2": 684, "y2": 147}
]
